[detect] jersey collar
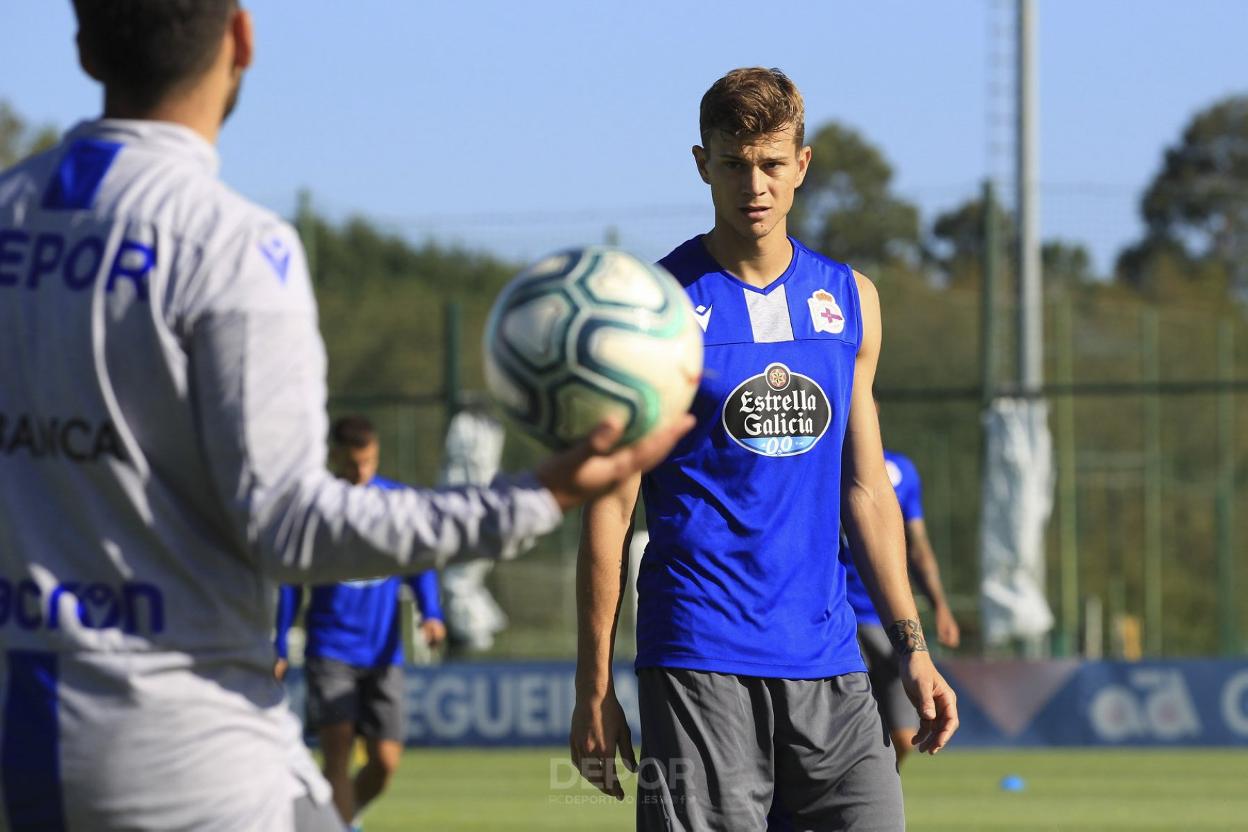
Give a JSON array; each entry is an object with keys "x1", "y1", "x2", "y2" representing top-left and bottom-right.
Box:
[
  {"x1": 64, "y1": 118, "x2": 221, "y2": 176},
  {"x1": 694, "y1": 234, "x2": 800, "y2": 296}
]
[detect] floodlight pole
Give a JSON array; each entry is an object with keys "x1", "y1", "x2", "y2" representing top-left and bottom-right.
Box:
[
  {"x1": 1017, "y1": 0, "x2": 1042, "y2": 393},
  {"x1": 1015, "y1": 0, "x2": 1047, "y2": 659}
]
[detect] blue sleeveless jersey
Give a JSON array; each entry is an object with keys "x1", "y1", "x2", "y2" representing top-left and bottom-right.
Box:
[
  {"x1": 636, "y1": 236, "x2": 866, "y2": 679},
  {"x1": 841, "y1": 450, "x2": 925, "y2": 627},
  {"x1": 273, "y1": 476, "x2": 443, "y2": 668}
]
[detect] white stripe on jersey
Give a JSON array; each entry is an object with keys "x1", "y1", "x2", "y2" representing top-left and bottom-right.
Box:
[{"x1": 743, "y1": 284, "x2": 795, "y2": 343}]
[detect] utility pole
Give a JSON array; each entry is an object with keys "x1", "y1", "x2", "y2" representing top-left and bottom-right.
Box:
[{"x1": 1017, "y1": 0, "x2": 1042, "y2": 394}]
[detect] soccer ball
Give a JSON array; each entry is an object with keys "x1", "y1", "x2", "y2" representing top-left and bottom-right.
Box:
[{"x1": 483, "y1": 246, "x2": 703, "y2": 449}]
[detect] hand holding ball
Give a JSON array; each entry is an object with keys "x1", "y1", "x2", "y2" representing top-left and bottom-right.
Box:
[{"x1": 484, "y1": 247, "x2": 703, "y2": 449}]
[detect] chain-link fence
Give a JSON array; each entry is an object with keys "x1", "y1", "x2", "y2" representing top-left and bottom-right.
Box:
[
  {"x1": 325, "y1": 292, "x2": 1246, "y2": 663},
  {"x1": 311, "y1": 164, "x2": 1247, "y2": 664}
]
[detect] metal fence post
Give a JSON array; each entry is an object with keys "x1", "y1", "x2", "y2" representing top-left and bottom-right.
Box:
[
  {"x1": 1217, "y1": 319, "x2": 1237, "y2": 655},
  {"x1": 1056, "y1": 300, "x2": 1079, "y2": 656},
  {"x1": 979, "y1": 180, "x2": 999, "y2": 409},
  {"x1": 444, "y1": 300, "x2": 462, "y2": 427},
  {"x1": 1142, "y1": 307, "x2": 1163, "y2": 655},
  {"x1": 296, "y1": 189, "x2": 317, "y2": 285}
]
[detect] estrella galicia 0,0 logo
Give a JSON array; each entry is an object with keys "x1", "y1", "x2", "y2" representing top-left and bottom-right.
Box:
[{"x1": 721, "y1": 362, "x2": 831, "y2": 457}]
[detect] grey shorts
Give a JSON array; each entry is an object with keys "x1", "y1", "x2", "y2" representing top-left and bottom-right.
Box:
[
  {"x1": 858, "y1": 625, "x2": 920, "y2": 733},
  {"x1": 304, "y1": 656, "x2": 406, "y2": 742},
  {"x1": 637, "y1": 667, "x2": 903, "y2": 832},
  {"x1": 294, "y1": 794, "x2": 346, "y2": 831}
]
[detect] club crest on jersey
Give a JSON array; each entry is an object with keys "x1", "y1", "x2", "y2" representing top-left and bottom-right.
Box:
[
  {"x1": 808, "y1": 289, "x2": 845, "y2": 334},
  {"x1": 886, "y1": 459, "x2": 903, "y2": 487},
  {"x1": 722, "y1": 362, "x2": 831, "y2": 457}
]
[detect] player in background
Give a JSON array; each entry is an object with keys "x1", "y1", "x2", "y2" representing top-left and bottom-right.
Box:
[
  {"x1": 274, "y1": 416, "x2": 446, "y2": 829},
  {"x1": 841, "y1": 420, "x2": 961, "y2": 768},
  {"x1": 570, "y1": 68, "x2": 958, "y2": 830},
  {"x1": 0, "y1": 2, "x2": 692, "y2": 829}
]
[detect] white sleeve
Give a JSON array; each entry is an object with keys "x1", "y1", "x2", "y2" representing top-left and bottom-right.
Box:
[{"x1": 186, "y1": 219, "x2": 561, "y2": 582}]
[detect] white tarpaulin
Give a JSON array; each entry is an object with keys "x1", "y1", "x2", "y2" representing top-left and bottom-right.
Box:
[
  {"x1": 438, "y1": 409, "x2": 509, "y2": 651},
  {"x1": 980, "y1": 397, "x2": 1056, "y2": 646}
]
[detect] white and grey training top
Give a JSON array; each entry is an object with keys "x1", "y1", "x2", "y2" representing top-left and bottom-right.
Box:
[{"x1": 0, "y1": 119, "x2": 561, "y2": 831}]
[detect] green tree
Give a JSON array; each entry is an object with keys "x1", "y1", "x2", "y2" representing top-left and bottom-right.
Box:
[
  {"x1": 1117, "y1": 94, "x2": 1248, "y2": 295},
  {"x1": 0, "y1": 99, "x2": 58, "y2": 169},
  {"x1": 928, "y1": 195, "x2": 1010, "y2": 285},
  {"x1": 928, "y1": 195, "x2": 1097, "y2": 289},
  {"x1": 298, "y1": 206, "x2": 519, "y2": 396},
  {"x1": 1041, "y1": 240, "x2": 1096, "y2": 290},
  {"x1": 791, "y1": 121, "x2": 920, "y2": 270}
]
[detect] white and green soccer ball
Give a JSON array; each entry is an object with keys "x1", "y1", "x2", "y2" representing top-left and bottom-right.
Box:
[{"x1": 483, "y1": 246, "x2": 703, "y2": 449}]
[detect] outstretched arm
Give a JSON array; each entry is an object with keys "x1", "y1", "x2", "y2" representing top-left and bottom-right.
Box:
[
  {"x1": 840, "y1": 271, "x2": 958, "y2": 754},
  {"x1": 187, "y1": 221, "x2": 693, "y2": 584}
]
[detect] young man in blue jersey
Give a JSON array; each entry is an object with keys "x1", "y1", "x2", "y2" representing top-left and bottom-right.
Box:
[
  {"x1": 841, "y1": 427, "x2": 961, "y2": 768},
  {"x1": 570, "y1": 68, "x2": 958, "y2": 830},
  {"x1": 275, "y1": 416, "x2": 446, "y2": 828}
]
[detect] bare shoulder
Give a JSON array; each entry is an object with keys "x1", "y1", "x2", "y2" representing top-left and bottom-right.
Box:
[
  {"x1": 851, "y1": 270, "x2": 881, "y2": 348},
  {"x1": 852, "y1": 269, "x2": 879, "y2": 304}
]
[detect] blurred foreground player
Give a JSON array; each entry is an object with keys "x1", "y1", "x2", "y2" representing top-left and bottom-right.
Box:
[
  {"x1": 0, "y1": 2, "x2": 691, "y2": 829},
  {"x1": 570, "y1": 67, "x2": 958, "y2": 831},
  {"x1": 841, "y1": 441, "x2": 961, "y2": 767},
  {"x1": 275, "y1": 416, "x2": 445, "y2": 828}
]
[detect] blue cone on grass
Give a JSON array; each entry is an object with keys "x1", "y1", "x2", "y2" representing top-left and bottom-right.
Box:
[{"x1": 1000, "y1": 774, "x2": 1026, "y2": 792}]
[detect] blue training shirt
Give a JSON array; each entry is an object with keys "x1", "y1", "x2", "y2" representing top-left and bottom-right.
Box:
[
  {"x1": 636, "y1": 235, "x2": 865, "y2": 679},
  {"x1": 274, "y1": 475, "x2": 443, "y2": 667},
  {"x1": 841, "y1": 449, "x2": 925, "y2": 627}
]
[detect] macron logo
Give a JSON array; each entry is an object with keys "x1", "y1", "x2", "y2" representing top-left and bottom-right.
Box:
[
  {"x1": 258, "y1": 235, "x2": 291, "y2": 284},
  {"x1": 693, "y1": 304, "x2": 712, "y2": 333}
]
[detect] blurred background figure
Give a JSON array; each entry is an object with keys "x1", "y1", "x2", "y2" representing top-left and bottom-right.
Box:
[
  {"x1": 840, "y1": 430, "x2": 962, "y2": 766},
  {"x1": 438, "y1": 406, "x2": 509, "y2": 654},
  {"x1": 275, "y1": 415, "x2": 446, "y2": 830}
]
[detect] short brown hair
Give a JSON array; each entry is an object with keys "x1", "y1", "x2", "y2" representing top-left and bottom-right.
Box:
[
  {"x1": 330, "y1": 415, "x2": 377, "y2": 449},
  {"x1": 699, "y1": 67, "x2": 805, "y2": 146}
]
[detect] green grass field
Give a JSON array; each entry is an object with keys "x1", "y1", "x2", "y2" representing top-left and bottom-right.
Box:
[{"x1": 355, "y1": 747, "x2": 1248, "y2": 831}]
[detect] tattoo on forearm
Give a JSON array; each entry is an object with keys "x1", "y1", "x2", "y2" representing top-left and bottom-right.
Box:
[{"x1": 887, "y1": 619, "x2": 929, "y2": 655}]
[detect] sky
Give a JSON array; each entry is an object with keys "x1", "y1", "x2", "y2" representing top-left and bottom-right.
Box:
[{"x1": 3, "y1": 1, "x2": 1246, "y2": 273}]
